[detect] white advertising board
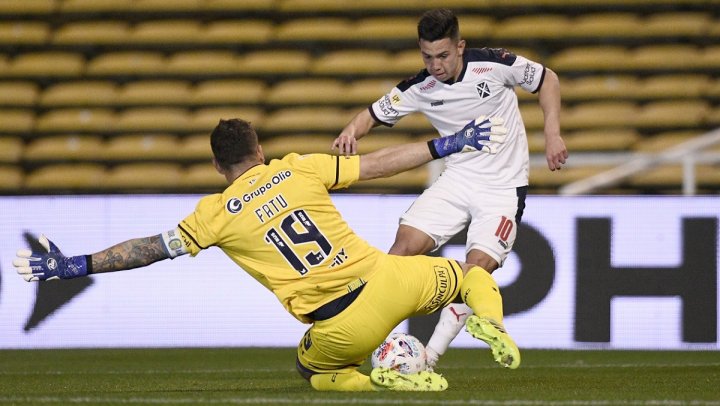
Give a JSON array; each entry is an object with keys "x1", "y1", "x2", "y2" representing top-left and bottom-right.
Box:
[{"x1": 0, "y1": 195, "x2": 717, "y2": 349}]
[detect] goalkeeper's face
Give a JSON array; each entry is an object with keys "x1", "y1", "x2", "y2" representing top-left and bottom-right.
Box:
[{"x1": 419, "y1": 37, "x2": 465, "y2": 83}]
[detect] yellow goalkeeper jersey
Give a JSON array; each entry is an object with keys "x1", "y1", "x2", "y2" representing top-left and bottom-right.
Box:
[{"x1": 178, "y1": 153, "x2": 382, "y2": 323}]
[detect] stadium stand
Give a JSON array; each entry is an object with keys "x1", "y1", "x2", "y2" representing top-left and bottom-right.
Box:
[{"x1": 0, "y1": 0, "x2": 716, "y2": 194}]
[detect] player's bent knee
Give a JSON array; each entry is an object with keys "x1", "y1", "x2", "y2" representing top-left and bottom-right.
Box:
[{"x1": 296, "y1": 357, "x2": 316, "y2": 381}]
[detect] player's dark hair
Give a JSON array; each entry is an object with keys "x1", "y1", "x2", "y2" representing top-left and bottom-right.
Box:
[
  {"x1": 417, "y1": 9, "x2": 460, "y2": 42},
  {"x1": 210, "y1": 118, "x2": 259, "y2": 170}
]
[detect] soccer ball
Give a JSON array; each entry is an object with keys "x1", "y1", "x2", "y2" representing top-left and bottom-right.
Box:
[{"x1": 371, "y1": 332, "x2": 427, "y2": 374}]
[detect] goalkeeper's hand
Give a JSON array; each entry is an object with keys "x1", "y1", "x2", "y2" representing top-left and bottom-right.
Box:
[
  {"x1": 431, "y1": 116, "x2": 507, "y2": 158},
  {"x1": 14, "y1": 235, "x2": 89, "y2": 282}
]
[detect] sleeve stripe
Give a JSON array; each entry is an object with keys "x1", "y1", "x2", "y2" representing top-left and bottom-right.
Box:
[
  {"x1": 178, "y1": 222, "x2": 208, "y2": 250},
  {"x1": 532, "y1": 66, "x2": 546, "y2": 94},
  {"x1": 332, "y1": 155, "x2": 340, "y2": 189}
]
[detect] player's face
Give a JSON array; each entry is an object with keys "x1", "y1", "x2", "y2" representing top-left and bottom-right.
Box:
[{"x1": 419, "y1": 37, "x2": 465, "y2": 82}]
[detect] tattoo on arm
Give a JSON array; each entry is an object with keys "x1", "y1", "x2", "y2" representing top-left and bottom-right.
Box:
[{"x1": 91, "y1": 235, "x2": 169, "y2": 274}]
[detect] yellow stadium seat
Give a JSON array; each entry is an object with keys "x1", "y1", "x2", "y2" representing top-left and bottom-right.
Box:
[
  {"x1": 312, "y1": 50, "x2": 389, "y2": 75},
  {"x1": 0, "y1": 54, "x2": 8, "y2": 75},
  {"x1": 0, "y1": 21, "x2": 49, "y2": 45},
  {"x1": 53, "y1": 21, "x2": 130, "y2": 45},
  {"x1": 388, "y1": 49, "x2": 424, "y2": 75},
  {"x1": 0, "y1": 109, "x2": 35, "y2": 132},
  {"x1": 118, "y1": 80, "x2": 192, "y2": 105},
  {"x1": 40, "y1": 81, "x2": 118, "y2": 107},
  {"x1": 0, "y1": 136, "x2": 23, "y2": 163},
  {"x1": 493, "y1": 15, "x2": 572, "y2": 40},
  {"x1": 132, "y1": 0, "x2": 199, "y2": 12},
  {"x1": 633, "y1": 100, "x2": 709, "y2": 129},
  {"x1": 0, "y1": 0, "x2": 56, "y2": 14},
  {"x1": 628, "y1": 164, "x2": 720, "y2": 190},
  {"x1": 353, "y1": 17, "x2": 418, "y2": 41},
  {"x1": 0, "y1": 165, "x2": 23, "y2": 191},
  {"x1": 204, "y1": 20, "x2": 273, "y2": 45},
  {"x1": 633, "y1": 130, "x2": 700, "y2": 153},
  {"x1": 191, "y1": 79, "x2": 266, "y2": 105},
  {"x1": 345, "y1": 78, "x2": 396, "y2": 104},
  {"x1": 266, "y1": 79, "x2": 347, "y2": 105},
  {"x1": 102, "y1": 134, "x2": 180, "y2": 161},
  {"x1": 25, "y1": 163, "x2": 106, "y2": 191},
  {"x1": 562, "y1": 101, "x2": 639, "y2": 130},
  {"x1": 130, "y1": 20, "x2": 204, "y2": 44},
  {"x1": 561, "y1": 75, "x2": 640, "y2": 101},
  {"x1": 261, "y1": 134, "x2": 338, "y2": 158},
  {"x1": 548, "y1": 46, "x2": 629, "y2": 72},
  {"x1": 201, "y1": 0, "x2": 275, "y2": 11},
  {"x1": 627, "y1": 45, "x2": 705, "y2": 71},
  {"x1": 35, "y1": 108, "x2": 115, "y2": 133},
  {"x1": 181, "y1": 163, "x2": 226, "y2": 189},
  {"x1": 165, "y1": 51, "x2": 240, "y2": 75},
  {"x1": 115, "y1": 108, "x2": 190, "y2": 132},
  {"x1": 59, "y1": 0, "x2": 132, "y2": 13},
  {"x1": 103, "y1": 163, "x2": 183, "y2": 191},
  {"x1": 240, "y1": 50, "x2": 311, "y2": 75},
  {"x1": 518, "y1": 104, "x2": 545, "y2": 131},
  {"x1": 277, "y1": 0, "x2": 347, "y2": 12},
  {"x1": 274, "y1": 18, "x2": 353, "y2": 41},
  {"x1": 639, "y1": 12, "x2": 711, "y2": 38},
  {"x1": 176, "y1": 133, "x2": 212, "y2": 161},
  {"x1": 568, "y1": 13, "x2": 642, "y2": 38},
  {"x1": 261, "y1": 108, "x2": 354, "y2": 133},
  {"x1": 6, "y1": 52, "x2": 84, "y2": 77},
  {"x1": 0, "y1": 82, "x2": 39, "y2": 106},
  {"x1": 190, "y1": 107, "x2": 265, "y2": 132},
  {"x1": 23, "y1": 134, "x2": 104, "y2": 162},
  {"x1": 700, "y1": 45, "x2": 720, "y2": 69},
  {"x1": 706, "y1": 105, "x2": 720, "y2": 127},
  {"x1": 457, "y1": 16, "x2": 494, "y2": 40},
  {"x1": 636, "y1": 74, "x2": 709, "y2": 100},
  {"x1": 563, "y1": 129, "x2": 640, "y2": 152},
  {"x1": 86, "y1": 51, "x2": 166, "y2": 76}
]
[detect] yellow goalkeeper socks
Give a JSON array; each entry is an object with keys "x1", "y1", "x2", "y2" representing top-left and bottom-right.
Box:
[
  {"x1": 310, "y1": 371, "x2": 375, "y2": 391},
  {"x1": 459, "y1": 266, "x2": 504, "y2": 323}
]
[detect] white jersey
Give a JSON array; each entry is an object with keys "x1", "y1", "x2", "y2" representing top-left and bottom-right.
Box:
[{"x1": 370, "y1": 47, "x2": 545, "y2": 189}]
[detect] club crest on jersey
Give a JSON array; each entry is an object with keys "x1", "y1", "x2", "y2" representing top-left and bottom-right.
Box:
[
  {"x1": 476, "y1": 82, "x2": 491, "y2": 98},
  {"x1": 226, "y1": 197, "x2": 243, "y2": 214}
]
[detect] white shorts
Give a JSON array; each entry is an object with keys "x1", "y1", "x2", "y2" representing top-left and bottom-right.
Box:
[{"x1": 399, "y1": 172, "x2": 527, "y2": 265}]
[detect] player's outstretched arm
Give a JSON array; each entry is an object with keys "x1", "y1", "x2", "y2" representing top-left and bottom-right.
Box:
[
  {"x1": 14, "y1": 234, "x2": 177, "y2": 282},
  {"x1": 332, "y1": 109, "x2": 379, "y2": 156},
  {"x1": 359, "y1": 115, "x2": 507, "y2": 181}
]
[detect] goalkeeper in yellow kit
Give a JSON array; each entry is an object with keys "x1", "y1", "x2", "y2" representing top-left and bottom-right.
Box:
[{"x1": 14, "y1": 117, "x2": 519, "y2": 392}]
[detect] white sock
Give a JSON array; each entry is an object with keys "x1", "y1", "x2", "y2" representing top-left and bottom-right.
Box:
[{"x1": 425, "y1": 303, "x2": 474, "y2": 368}]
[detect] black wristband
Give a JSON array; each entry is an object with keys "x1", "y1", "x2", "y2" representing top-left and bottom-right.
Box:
[
  {"x1": 427, "y1": 140, "x2": 441, "y2": 160},
  {"x1": 85, "y1": 255, "x2": 93, "y2": 274}
]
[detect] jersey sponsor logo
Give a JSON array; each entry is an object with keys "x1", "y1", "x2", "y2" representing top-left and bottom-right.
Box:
[
  {"x1": 243, "y1": 170, "x2": 292, "y2": 204},
  {"x1": 472, "y1": 67, "x2": 493, "y2": 75},
  {"x1": 520, "y1": 63, "x2": 537, "y2": 85},
  {"x1": 476, "y1": 82, "x2": 491, "y2": 98},
  {"x1": 378, "y1": 95, "x2": 399, "y2": 117},
  {"x1": 226, "y1": 197, "x2": 243, "y2": 214},
  {"x1": 419, "y1": 79, "x2": 437, "y2": 91},
  {"x1": 426, "y1": 265, "x2": 451, "y2": 311}
]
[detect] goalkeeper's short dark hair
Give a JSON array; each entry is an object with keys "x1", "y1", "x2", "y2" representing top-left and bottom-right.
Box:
[
  {"x1": 417, "y1": 9, "x2": 460, "y2": 43},
  {"x1": 210, "y1": 118, "x2": 259, "y2": 170}
]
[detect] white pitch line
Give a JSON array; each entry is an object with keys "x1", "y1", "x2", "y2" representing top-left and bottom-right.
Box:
[{"x1": 0, "y1": 396, "x2": 719, "y2": 406}]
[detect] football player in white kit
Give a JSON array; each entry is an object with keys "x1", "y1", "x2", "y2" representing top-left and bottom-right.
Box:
[{"x1": 332, "y1": 8, "x2": 568, "y2": 369}]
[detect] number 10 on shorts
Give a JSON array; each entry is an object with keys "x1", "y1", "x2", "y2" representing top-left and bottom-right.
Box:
[{"x1": 495, "y1": 216, "x2": 513, "y2": 247}]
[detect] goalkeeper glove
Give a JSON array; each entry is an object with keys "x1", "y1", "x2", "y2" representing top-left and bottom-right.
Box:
[
  {"x1": 430, "y1": 116, "x2": 507, "y2": 158},
  {"x1": 14, "y1": 235, "x2": 90, "y2": 282}
]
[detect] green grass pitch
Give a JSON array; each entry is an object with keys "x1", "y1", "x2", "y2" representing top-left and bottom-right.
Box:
[{"x1": 0, "y1": 348, "x2": 718, "y2": 405}]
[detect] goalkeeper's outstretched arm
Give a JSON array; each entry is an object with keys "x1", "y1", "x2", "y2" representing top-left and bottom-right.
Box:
[{"x1": 14, "y1": 230, "x2": 188, "y2": 282}]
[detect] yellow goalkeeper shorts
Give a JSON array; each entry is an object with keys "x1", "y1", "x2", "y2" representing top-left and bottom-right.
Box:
[{"x1": 296, "y1": 254, "x2": 463, "y2": 376}]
